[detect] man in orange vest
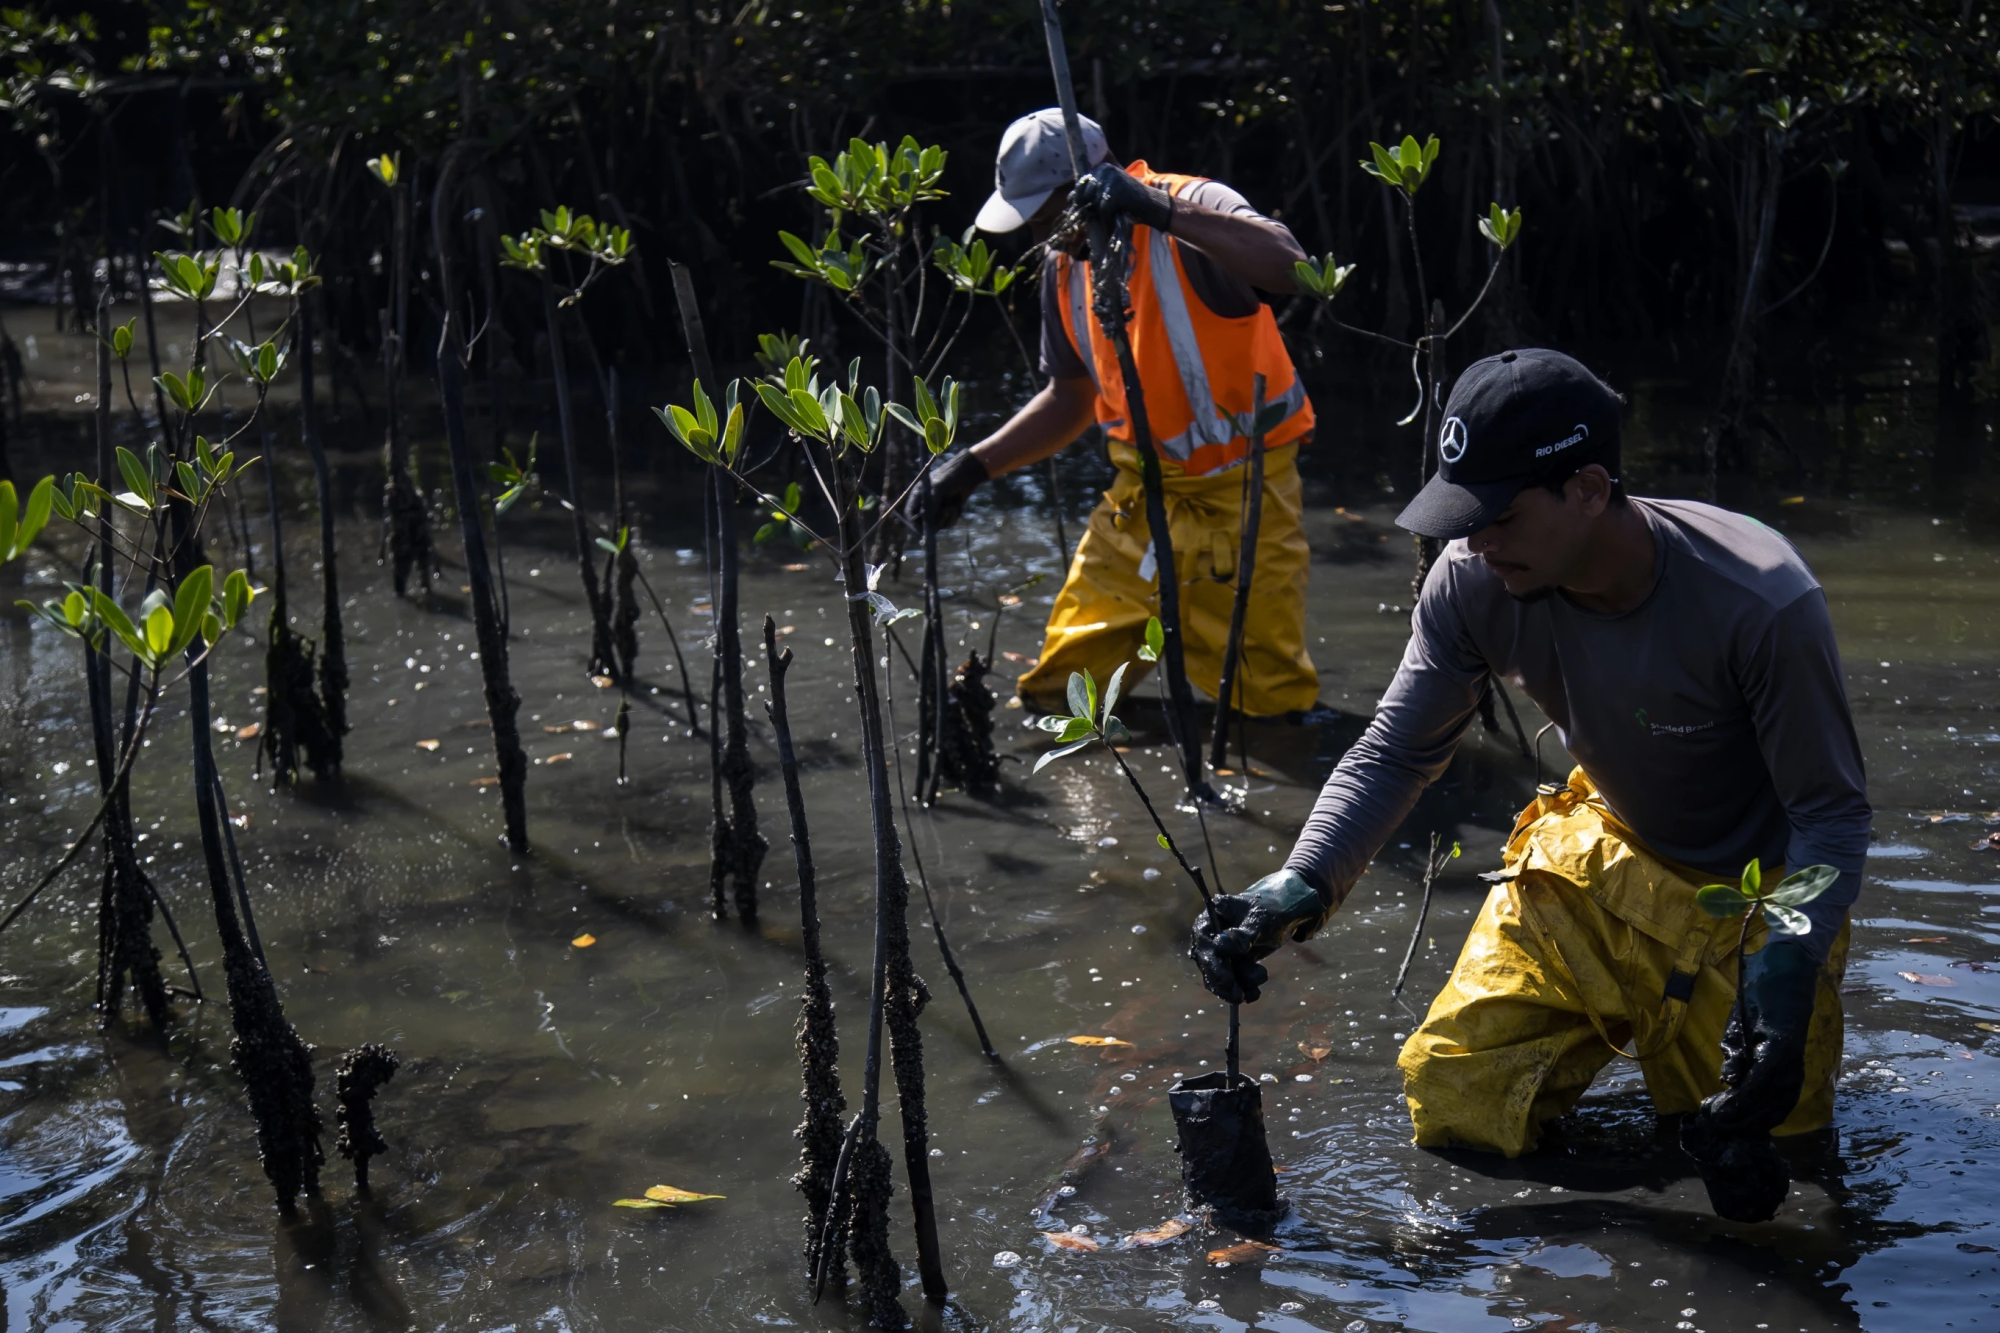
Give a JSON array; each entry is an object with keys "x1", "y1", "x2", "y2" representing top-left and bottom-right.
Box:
[{"x1": 930, "y1": 109, "x2": 1321, "y2": 719}]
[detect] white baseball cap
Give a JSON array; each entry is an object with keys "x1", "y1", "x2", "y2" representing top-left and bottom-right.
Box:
[{"x1": 974, "y1": 109, "x2": 1110, "y2": 234}]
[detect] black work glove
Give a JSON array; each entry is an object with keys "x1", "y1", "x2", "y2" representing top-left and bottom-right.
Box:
[
  {"x1": 1070, "y1": 163, "x2": 1175, "y2": 234},
  {"x1": 1680, "y1": 938, "x2": 1821, "y2": 1223},
  {"x1": 928, "y1": 451, "x2": 989, "y2": 530},
  {"x1": 1189, "y1": 869, "x2": 1330, "y2": 1005}
]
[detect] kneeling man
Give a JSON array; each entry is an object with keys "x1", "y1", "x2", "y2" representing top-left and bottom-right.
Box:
[{"x1": 1191, "y1": 349, "x2": 1869, "y2": 1222}]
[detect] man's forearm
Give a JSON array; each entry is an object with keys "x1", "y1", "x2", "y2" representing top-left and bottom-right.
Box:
[
  {"x1": 1168, "y1": 202, "x2": 1307, "y2": 295},
  {"x1": 968, "y1": 377, "x2": 1097, "y2": 478}
]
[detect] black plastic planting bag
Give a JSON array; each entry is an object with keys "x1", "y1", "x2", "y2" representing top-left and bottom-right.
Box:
[{"x1": 1168, "y1": 1072, "x2": 1286, "y2": 1230}]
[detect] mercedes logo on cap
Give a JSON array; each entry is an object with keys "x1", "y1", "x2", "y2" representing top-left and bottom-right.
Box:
[{"x1": 1439, "y1": 416, "x2": 1468, "y2": 464}]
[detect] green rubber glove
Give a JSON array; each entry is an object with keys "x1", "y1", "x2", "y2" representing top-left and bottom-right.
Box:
[{"x1": 1188, "y1": 869, "x2": 1330, "y2": 1005}]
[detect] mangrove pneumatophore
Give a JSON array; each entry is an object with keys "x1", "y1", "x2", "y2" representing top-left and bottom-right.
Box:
[{"x1": 334, "y1": 1043, "x2": 402, "y2": 1191}]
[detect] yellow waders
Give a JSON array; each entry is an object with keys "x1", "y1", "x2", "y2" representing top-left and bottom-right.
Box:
[
  {"x1": 1018, "y1": 442, "x2": 1319, "y2": 717},
  {"x1": 1398, "y1": 769, "x2": 1849, "y2": 1157}
]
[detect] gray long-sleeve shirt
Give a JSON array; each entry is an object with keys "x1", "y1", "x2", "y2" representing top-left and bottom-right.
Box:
[{"x1": 1284, "y1": 498, "x2": 1871, "y2": 961}]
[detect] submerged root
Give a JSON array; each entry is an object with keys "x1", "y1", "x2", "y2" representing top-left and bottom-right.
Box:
[
  {"x1": 612, "y1": 544, "x2": 640, "y2": 683},
  {"x1": 935, "y1": 651, "x2": 999, "y2": 798},
  {"x1": 263, "y1": 615, "x2": 339, "y2": 784},
  {"x1": 385, "y1": 472, "x2": 435, "y2": 598},
  {"x1": 844, "y1": 1135, "x2": 904, "y2": 1330},
  {"x1": 224, "y1": 948, "x2": 324, "y2": 1213},
  {"x1": 334, "y1": 1043, "x2": 401, "y2": 1191}
]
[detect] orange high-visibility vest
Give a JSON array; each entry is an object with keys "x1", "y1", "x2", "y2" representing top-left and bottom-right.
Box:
[{"x1": 1055, "y1": 161, "x2": 1313, "y2": 477}]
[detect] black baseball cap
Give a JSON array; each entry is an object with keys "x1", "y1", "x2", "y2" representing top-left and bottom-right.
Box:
[{"x1": 1395, "y1": 348, "x2": 1625, "y2": 541}]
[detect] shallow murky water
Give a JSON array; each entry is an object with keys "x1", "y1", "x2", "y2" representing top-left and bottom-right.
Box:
[{"x1": 1, "y1": 307, "x2": 1999, "y2": 1331}]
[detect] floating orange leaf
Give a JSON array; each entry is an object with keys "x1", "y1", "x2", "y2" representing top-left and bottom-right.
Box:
[
  {"x1": 229, "y1": 813, "x2": 252, "y2": 829},
  {"x1": 572, "y1": 934, "x2": 597, "y2": 948},
  {"x1": 416, "y1": 739, "x2": 441, "y2": 751},
  {"x1": 235, "y1": 722, "x2": 261, "y2": 740},
  {"x1": 470, "y1": 776, "x2": 500, "y2": 788},
  {"x1": 543, "y1": 723, "x2": 573, "y2": 733},
  {"x1": 571, "y1": 719, "x2": 602, "y2": 731},
  {"x1": 1207, "y1": 1241, "x2": 1279, "y2": 1264},
  {"x1": 1067, "y1": 1036, "x2": 1132, "y2": 1048},
  {"x1": 539, "y1": 753, "x2": 574, "y2": 765},
  {"x1": 777, "y1": 625, "x2": 797, "y2": 636},
  {"x1": 644, "y1": 1184, "x2": 724, "y2": 1203},
  {"x1": 1899, "y1": 971, "x2": 1954, "y2": 986},
  {"x1": 1122, "y1": 1218, "x2": 1190, "y2": 1248},
  {"x1": 1778, "y1": 495, "x2": 1805, "y2": 506},
  {"x1": 1299, "y1": 1042, "x2": 1332, "y2": 1062},
  {"x1": 591, "y1": 674, "x2": 614, "y2": 689},
  {"x1": 782, "y1": 563, "x2": 810, "y2": 572},
  {"x1": 1042, "y1": 1230, "x2": 1100, "y2": 1252}
]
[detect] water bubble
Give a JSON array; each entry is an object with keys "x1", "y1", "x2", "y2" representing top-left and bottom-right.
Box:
[
  {"x1": 1098, "y1": 836, "x2": 1119, "y2": 847},
  {"x1": 1278, "y1": 1304, "x2": 1304, "y2": 1314},
  {"x1": 1196, "y1": 1300, "x2": 1220, "y2": 1310},
  {"x1": 992, "y1": 1250, "x2": 1022, "y2": 1268},
  {"x1": 1131, "y1": 924, "x2": 1148, "y2": 934}
]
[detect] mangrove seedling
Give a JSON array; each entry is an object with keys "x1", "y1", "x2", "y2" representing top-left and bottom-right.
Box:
[
  {"x1": 365, "y1": 151, "x2": 436, "y2": 597},
  {"x1": 1696, "y1": 858, "x2": 1838, "y2": 1019}
]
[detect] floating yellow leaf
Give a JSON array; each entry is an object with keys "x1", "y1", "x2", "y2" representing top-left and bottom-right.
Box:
[
  {"x1": 416, "y1": 739, "x2": 441, "y2": 751},
  {"x1": 1778, "y1": 495, "x2": 1805, "y2": 506},
  {"x1": 1207, "y1": 1240, "x2": 1279, "y2": 1264},
  {"x1": 644, "y1": 1184, "x2": 724, "y2": 1203},
  {"x1": 1042, "y1": 1230, "x2": 1100, "y2": 1251},
  {"x1": 1067, "y1": 1036, "x2": 1132, "y2": 1048},
  {"x1": 782, "y1": 563, "x2": 810, "y2": 572},
  {"x1": 543, "y1": 723, "x2": 573, "y2": 733},
  {"x1": 572, "y1": 934, "x2": 597, "y2": 948},
  {"x1": 235, "y1": 722, "x2": 261, "y2": 740},
  {"x1": 1299, "y1": 1041, "x2": 1332, "y2": 1062},
  {"x1": 590, "y1": 674, "x2": 614, "y2": 689},
  {"x1": 777, "y1": 624, "x2": 796, "y2": 636},
  {"x1": 539, "y1": 752, "x2": 574, "y2": 765},
  {"x1": 1976, "y1": 1022, "x2": 2000, "y2": 1033},
  {"x1": 1122, "y1": 1218, "x2": 1190, "y2": 1248},
  {"x1": 571, "y1": 719, "x2": 602, "y2": 731},
  {"x1": 613, "y1": 1197, "x2": 674, "y2": 1209},
  {"x1": 1899, "y1": 971, "x2": 1954, "y2": 987},
  {"x1": 470, "y1": 776, "x2": 500, "y2": 788}
]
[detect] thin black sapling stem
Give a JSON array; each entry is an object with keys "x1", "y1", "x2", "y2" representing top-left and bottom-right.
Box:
[
  {"x1": 539, "y1": 273, "x2": 618, "y2": 680},
  {"x1": 296, "y1": 291, "x2": 348, "y2": 768},
  {"x1": 1391, "y1": 834, "x2": 1458, "y2": 998},
  {"x1": 669, "y1": 262, "x2": 765, "y2": 923},
  {"x1": 1209, "y1": 375, "x2": 1268, "y2": 773},
  {"x1": 1038, "y1": 0, "x2": 1212, "y2": 804},
  {"x1": 381, "y1": 168, "x2": 434, "y2": 597},
  {"x1": 882, "y1": 624, "x2": 1000, "y2": 1060},
  {"x1": 763, "y1": 615, "x2": 849, "y2": 1285},
  {"x1": 434, "y1": 149, "x2": 530, "y2": 852}
]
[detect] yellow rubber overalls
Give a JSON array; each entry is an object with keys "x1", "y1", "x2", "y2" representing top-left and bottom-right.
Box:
[
  {"x1": 1399, "y1": 769, "x2": 1850, "y2": 1156},
  {"x1": 1016, "y1": 441, "x2": 1319, "y2": 717}
]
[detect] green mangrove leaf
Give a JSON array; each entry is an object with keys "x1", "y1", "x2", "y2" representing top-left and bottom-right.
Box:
[
  {"x1": 1140, "y1": 616, "x2": 1165, "y2": 663},
  {"x1": 1056, "y1": 716, "x2": 1094, "y2": 744},
  {"x1": 170, "y1": 565, "x2": 213, "y2": 656},
  {"x1": 1067, "y1": 671, "x2": 1091, "y2": 721},
  {"x1": 1742, "y1": 859, "x2": 1762, "y2": 896},
  {"x1": 1102, "y1": 661, "x2": 1129, "y2": 728},
  {"x1": 1767, "y1": 864, "x2": 1839, "y2": 908},
  {"x1": 1032, "y1": 736, "x2": 1095, "y2": 775},
  {"x1": 1696, "y1": 883, "x2": 1751, "y2": 918},
  {"x1": 1761, "y1": 902, "x2": 1812, "y2": 936}
]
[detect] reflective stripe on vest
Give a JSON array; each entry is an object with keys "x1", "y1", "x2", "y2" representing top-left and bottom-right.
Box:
[{"x1": 1057, "y1": 163, "x2": 1313, "y2": 476}]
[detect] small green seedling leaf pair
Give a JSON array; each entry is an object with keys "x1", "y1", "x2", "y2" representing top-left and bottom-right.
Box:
[
  {"x1": 1695, "y1": 860, "x2": 1837, "y2": 938},
  {"x1": 537, "y1": 207, "x2": 632, "y2": 260},
  {"x1": 154, "y1": 251, "x2": 219, "y2": 303},
  {"x1": 655, "y1": 380, "x2": 747, "y2": 466},
  {"x1": 754, "y1": 332, "x2": 812, "y2": 375},
  {"x1": 488, "y1": 436, "x2": 538, "y2": 515},
  {"x1": 365, "y1": 153, "x2": 400, "y2": 187},
  {"x1": 594, "y1": 526, "x2": 631, "y2": 558},
  {"x1": 932, "y1": 233, "x2": 1016, "y2": 296},
  {"x1": 228, "y1": 337, "x2": 287, "y2": 386},
  {"x1": 47, "y1": 473, "x2": 108, "y2": 523},
  {"x1": 0, "y1": 476, "x2": 56, "y2": 565},
  {"x1": 247, "y1": 245, "x2": 318, "y2": 296},
  {"x1": 1477, "y1": 203, "x2": 1523, "y2": 250},
  {"x1": 754, "y1": 482, "x2": 814, "y2": 550},
  {"x1": 155, "y1": 365, "x2": 211, "y2": 416},
  {"x1": 1033, "y1": 658, "x2": 1137, "y2": 774},
  {"x1": 107, "y1": 319, "x2": 136, "y2": 360},
  {"x1": 1361, "y1": 135, "x2": 1441, "y2": 195},
  {"x1": 207, "y1": 206, "x2": 254, "y2": 250},
  {"x1": 1293, "y1": 254, "x2": 1357, "y2": 302},
  {"x1": 884, "y1": 375, "x2": 959, "y2": 456},
  {"x1": 773, "y1": 228, "x2": 873, "y2": 293},
  {"x1": 1136, "y1": 615, "x2": 1165, "y2": 664}
]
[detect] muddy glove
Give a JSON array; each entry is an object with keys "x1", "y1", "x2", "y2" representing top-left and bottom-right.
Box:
[
  {"x1": 1071, "y1": 163, "x2": 1175, "y2": 233},
  {"x1": 1189, "y1": 870, "x2": 1330, "y2": 1005},
  {"x1": 1680, "y1": 939, "x2": 1821, "y2": 1223},
  {"x1": 928, "y1": 451, "x2": 989, "y2": 530}
]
